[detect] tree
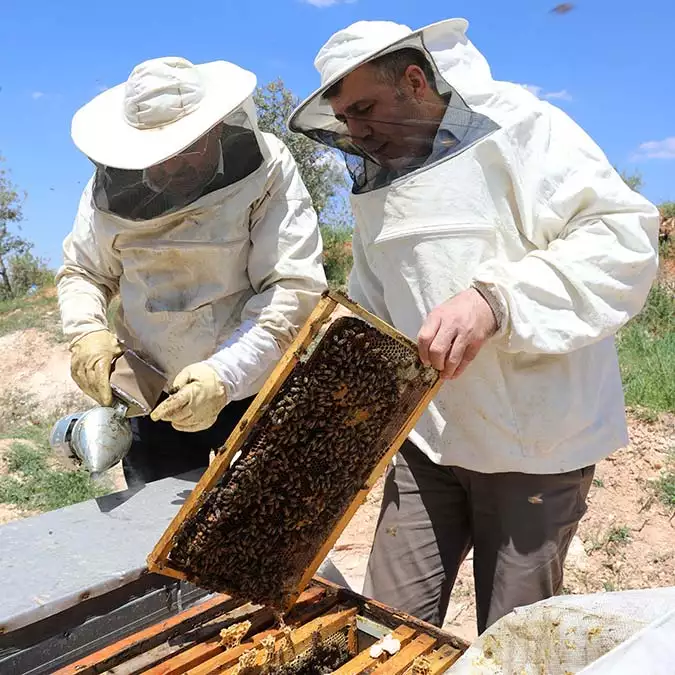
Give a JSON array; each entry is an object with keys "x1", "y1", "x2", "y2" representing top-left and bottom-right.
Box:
[
  {"x1": 0, "y1": 156, "x2": 30, "y2": 298},
  {"x1": 254, "y1": 79, "x2": 355, "y2": 289},
  {"x1": 660, "y1": 202, "x2": 675, "y2": 220},
  {"x1": 618, "y1": 168, "x2": 643, "y2": 193},
  {"x1": 253, "y1": 78, "x2": 346, "y2": 221}
]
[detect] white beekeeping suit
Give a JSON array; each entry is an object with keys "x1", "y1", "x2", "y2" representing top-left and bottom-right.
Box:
[
  {"x1": 289, "y1": 19, "x2": 659, "y2": 473},
  {"x1": 57, "y1": 57, "x2": 327, "y2": 429}
]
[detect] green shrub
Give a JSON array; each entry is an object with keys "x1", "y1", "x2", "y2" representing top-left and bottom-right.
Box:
[{"x1": 618, "y1": 282, "x2": 675, "y2": 413}]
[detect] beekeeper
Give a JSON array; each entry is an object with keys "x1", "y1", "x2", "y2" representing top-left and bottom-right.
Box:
[
  {"x1": 57, "y1": 56, "x2": 327, "y2": 487},
  {"x1": 289, "y1": 19, "x2": 659, "y2": 633}
]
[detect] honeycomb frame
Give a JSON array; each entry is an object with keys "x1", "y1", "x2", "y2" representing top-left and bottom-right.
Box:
[{"x1": 147, "y1": 291, "x2": 442, "y2": 610}]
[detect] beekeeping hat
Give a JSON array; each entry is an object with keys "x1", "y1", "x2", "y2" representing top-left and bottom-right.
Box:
[
  {"x1": 288, "y1": 18, "x2": 469, "y2": 136},
  {"x1": 288, "y1": 18, "x2": 502, "y2": 194},
  {"x1": 71, "y1": 56, "x2": 257, "y2": 170}
]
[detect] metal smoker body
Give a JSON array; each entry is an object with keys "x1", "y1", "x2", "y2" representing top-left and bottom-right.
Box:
[{"x1": 49, "y1": 349, "x2": 166, "y2": 475}]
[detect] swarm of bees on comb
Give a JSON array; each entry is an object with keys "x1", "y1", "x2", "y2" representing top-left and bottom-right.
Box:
[
  {"x1": 270, "y1": 631, "x2": 352, "y2": 675},
  {"x1": 163, "y1": 309, "x2": 438, "y2": 609}
]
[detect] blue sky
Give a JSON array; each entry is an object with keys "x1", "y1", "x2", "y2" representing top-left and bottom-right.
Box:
[{"x1": 1, "y1": 0, "x2": 673, "y2": 266}]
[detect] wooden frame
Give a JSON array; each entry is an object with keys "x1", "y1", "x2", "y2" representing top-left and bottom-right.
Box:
[
  {"x1": 331, "y1": 625, "x2": 416, "y2": 675},
  {"x1": 312, "y1": 577, "x2": 469, "y2": 654},
  {"x1": 52, "y1": 587, "x2": 330, "y2": 675},
  {"x1": 147, "y1": 291, "x2": 442, "y2": 609},
  {"x1": 185, "y1": 606, "x2": 359, "y2": 675},
  {"x1": 53, "y1": 581, "x2": 467, "y2": 675}
]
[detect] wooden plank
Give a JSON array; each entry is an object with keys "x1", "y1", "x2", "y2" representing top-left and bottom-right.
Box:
[
  {"x1": 147, "y1": 294, "x2": 337, "y2": 577},
  {"x1": 189, "y1": 606, "x2": 358, "y2": 675},
  {"x1": 331, "y1": 625, "x2": 417, "y2": 675},
  {"x1": 101, "y1": 642, "x2": 205, "y2": 675},
  {"x1": 370, "y1": 635, "x2": 437, "y2": 675},
  {"x1": 52, "y1": 595, "x2": 242, "y2": 675},
  {"x1": 142, "y1": 611, "x2": 267, "y2": 675},
  {"x1": 100, "y1": 600, "x2": 278, "y2": 675},
  {"x1": 288, "y1": 373, "x2": 444, "y2": 608},
  {"x1": 143, "y1": 587, "x2": 331, "y2": 675},
  {"x1": 281, "y1": 605, "x2": 358, "y2": 657},
  {"x1": 219, "y1": 604, "x2": 358, "y2": 675},
  {"x1": 185, "y1": 586, "x2": 328, "y2": 647},
  {"x1": 313, "y1": 577, "x2": 470, "y2": 653},
  {"x1": 418, "y1": 644, "x2": 463, "y2": 675},
  {"x1": 184, "y1": 632, "x2": 275, "y2": 675}
]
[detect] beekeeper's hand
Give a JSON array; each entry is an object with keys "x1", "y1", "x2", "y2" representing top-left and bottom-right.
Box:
[
  {"x1": 69, "y1": 330, "x2": 124, "y2": 406},
  {"x1": 417, "y1": 289, "x2": 498, "y2": 380},
  {"x1": 150, "y1": 363, "x2": 228, "y2": 432}
]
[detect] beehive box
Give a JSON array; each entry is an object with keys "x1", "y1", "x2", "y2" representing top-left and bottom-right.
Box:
[
  {"x1": 53, "y1": 581, "x2": 468, "y2": 675},
  {"x1": 147, "y1": 292, "x2": 442, "y2": 610}
]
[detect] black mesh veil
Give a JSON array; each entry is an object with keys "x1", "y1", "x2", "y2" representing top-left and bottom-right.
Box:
[
  {"x1": 291, "y1": 32, "x2": 499, "y2": 194},
  {"x1": 91, "y1": 108, "x2": 264, "y2": 221}
]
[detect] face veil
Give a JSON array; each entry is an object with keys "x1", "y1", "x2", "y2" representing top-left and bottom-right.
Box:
[
  {"x1": 289, "y1": 30, "x2": 499, "y2": 194},
  {"x1": 91, "y1": 108, "x2": 264, "y2": 221}
]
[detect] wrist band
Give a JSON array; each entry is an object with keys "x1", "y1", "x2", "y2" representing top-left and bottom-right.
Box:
[{"x1": 471, "y1": 281, "x2": 505, "y2": 330}]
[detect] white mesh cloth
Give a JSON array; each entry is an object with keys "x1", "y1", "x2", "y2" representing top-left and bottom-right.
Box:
[{"x1": 444, "y1": 587, "x2": 675, "y2": 675}]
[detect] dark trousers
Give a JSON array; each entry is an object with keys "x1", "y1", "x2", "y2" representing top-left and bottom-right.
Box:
[
  {"x1": 363, "y1": 441, "x2": 594, "y2": 634},
  {"x1": 123, "y1": 395, "x2": 255, "y2": 488}
]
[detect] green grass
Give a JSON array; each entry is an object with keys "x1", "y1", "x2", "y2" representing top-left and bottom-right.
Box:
[
  {"x1": 0, "y1": 387, "x2": 108, "y2": 515},
  {"x1": 618, "y1": 282, "x2": 675, "y2": 414},
  {"x1": 592, "y1": 478, "x2": 605, "y2": 488},
  {"x1": 656, "y1": 472, "x2": 675, "y2": 507},
  {"x1": 0, "y1": 434, "x2": 109, "y2": 512},
  {"x1": 607, "y1": 525, "x2": 631, "y2": 544},
  {"x1": 0, "y1": 286, "x2": 64, "y2": 340},
  {"x1": 655, "y1": 452, "x2": 675, "y2": 508}
]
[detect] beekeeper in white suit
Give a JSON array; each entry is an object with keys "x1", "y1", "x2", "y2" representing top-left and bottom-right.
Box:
[
  {"x1": 57, "y1": 56, "x2": 327, "y2": 487},
  {"x1": 289, "y1": 18, "x2": 659, "y2": 633}
]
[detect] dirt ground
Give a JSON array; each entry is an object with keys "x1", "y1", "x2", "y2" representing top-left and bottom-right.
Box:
[
  {"x1": 0, "y1": 327, "x2": 87, "y2": 413},
  {"x1": 0, "y1": 326, "x2": 672, "y2": 644},
  {"x1": 332, "y1": 412, "x2": 675, "y2": 642}
]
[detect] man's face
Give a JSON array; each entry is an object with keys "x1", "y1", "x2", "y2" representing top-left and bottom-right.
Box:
[
  {"x1": 328, "y1": 64, "x2": 440, "y2": 169},
  {"x1": 144, "y1": 125, "x2": 222, "y2": 198}
]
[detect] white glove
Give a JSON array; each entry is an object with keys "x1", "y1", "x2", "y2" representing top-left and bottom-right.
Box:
[{"x1": 150, "y1": 363, "x2": 228, "y2": 432}]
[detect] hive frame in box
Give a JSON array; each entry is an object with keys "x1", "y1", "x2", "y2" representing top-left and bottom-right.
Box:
[
  {"x1": 52, "y1": 580, "x2": 468, "y2": 675},
  {"x1": 147, "y1": 291, "x2": 443, "y2": 610}
]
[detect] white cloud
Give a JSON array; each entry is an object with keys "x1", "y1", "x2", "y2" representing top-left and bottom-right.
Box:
[
  {"x1": 519, "y1": 84, "x2": 573, "y2": 102},
  {"x1": 301, "y1": 0, "x2": 354, "y2": 6},
  {"x1": 31, "y1": 91, "x2": 45, "y2": 100},
  {"x1": 520, "y1": 84, "x2": 543, "y2": 97},
  {"x1": 633, "y1": 137, "x2": 675, "y2": 160},
  {"x1": 544, "y1": 89, "x2": 573, "y2": 101}
]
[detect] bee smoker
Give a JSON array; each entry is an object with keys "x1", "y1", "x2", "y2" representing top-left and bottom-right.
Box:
[{"x1": 50, "y1": 350, "x2": 166, "y2": 476}]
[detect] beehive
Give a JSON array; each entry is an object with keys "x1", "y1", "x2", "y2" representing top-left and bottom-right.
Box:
[
  {"x1": 53, "y1": 582, "x2": 467, "y2": 675},
  {"x1": 147, "y1": 292, "x2": 442, "y2": 610}
]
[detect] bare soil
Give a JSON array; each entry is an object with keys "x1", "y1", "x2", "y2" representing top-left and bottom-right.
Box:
[{"x1": 0, "y1": 328, "x2": 90, "y2": 413}]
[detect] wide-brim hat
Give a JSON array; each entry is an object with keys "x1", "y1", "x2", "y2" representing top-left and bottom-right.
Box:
[
  {"x1": 288, "y1": 18, "x2": 469, "y2": 135},
  {"x1": 72, "y1": 57, "x2": 257, "y2": 170}
]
